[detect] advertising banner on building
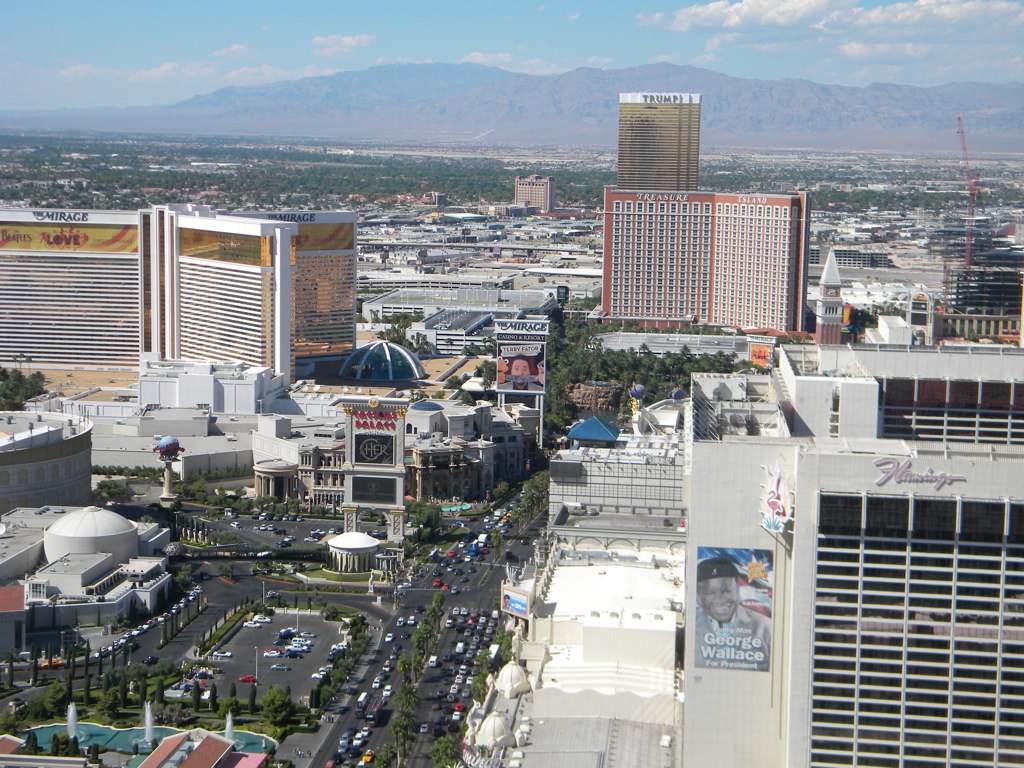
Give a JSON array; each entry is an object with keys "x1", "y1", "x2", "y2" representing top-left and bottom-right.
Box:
[
  {"x1": 500, "y1": 585, "x2": 530, "y2": 620},
  {"x1": 294, "y1": 222, "x2": 354, "y2": 252},
  {"x1": 354, "y1": 434, "x2": 395, "y2": 465},
  {"x1": 496, "y1": 342, "x2": 545, "y2": 392},
  {"x1": 0, "y1": 224, "x2": 139, "y2": 253},
  {"x1": 351, "y1": 476, "x2": 397, "y2": 505},
  {"x1": 695, "y1": 547, "x2": 773, "y2": 672}
]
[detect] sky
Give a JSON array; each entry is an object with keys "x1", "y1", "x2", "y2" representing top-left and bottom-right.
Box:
[{"x1": 2, "y1": 0, "x2": 1022, "y2": 111}]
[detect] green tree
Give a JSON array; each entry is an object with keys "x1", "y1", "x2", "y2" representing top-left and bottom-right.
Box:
[
  {"x1": 98, "y1": 688, "x2": 120, "y2": 719},
  {"x1": 0, "y1": 367, "x2": 46, "y2": 410},
  {"x1": 429, "y1": 734, "x2": 462, "y2": 767},
  {"x1": 247, "y1": 684, "x2": 258, "y2": 714},
  {"x1": 208, "y1": 683, "x2": 218, "y2": 712},
  {"x1": 44, "y1": 680, "x2": 68, "y2": 716},
  {"x1": 218, "y1": 696, "x2": 241, "y2": 717},
  {"x1": 259, "y1": 685, "x2": 293, "y2": 726},
  {"x1": 190, "y1": 683, "x2": 201, "y2": 710},
  {"x1": 375, "y1": 741, "x2": 398, "y2": 768}
]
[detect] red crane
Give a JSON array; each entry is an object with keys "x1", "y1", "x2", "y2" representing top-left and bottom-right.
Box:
[{"x1": 957, "y1": 116, "x2": 982, "y2": 267}]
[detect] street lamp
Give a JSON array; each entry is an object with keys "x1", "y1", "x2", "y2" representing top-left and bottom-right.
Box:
[{"x1": 254, "y1": 646, "x2": 258, "y2": 685}]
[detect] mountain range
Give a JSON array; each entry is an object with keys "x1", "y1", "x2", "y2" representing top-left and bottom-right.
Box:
[{"x1": 2, "y1": 62, "x2": 1022, "y2": 152}]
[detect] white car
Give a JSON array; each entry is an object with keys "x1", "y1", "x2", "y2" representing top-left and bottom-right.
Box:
[
  {"x1": 384, "y1": 633, "x2": 394, "y2": 643},
  {"x1": 243, "y1": 621, "x2": 261, "y2": 628},
  {"x1": 311, "y1": 672, "x2": 326, "y2": 680},
  {"x1": 300, "y1": 631, "x2": 317, "y2": 638},
  {"x1": 397, "y1": 582, "x2": 412, "y2": 590},
  {"x1": 263, "y1": 650, "x2": 282, "y2": 658},
  {"x1": 382, "y1": 685, "x2": 393, "y2": 698},
  {"x1": 372, "y1": 677, "x2": 382, "y2": 689},
  {"x1": 254, "y1": 615, "x2": 272, "y2": 623},
  {"x1": 210, "y1": 651, "x2": 233, "y2": 660}
]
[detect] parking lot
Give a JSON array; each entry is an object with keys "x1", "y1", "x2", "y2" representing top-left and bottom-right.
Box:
[{"x1": 206, "y1": 611, "x2": 349, "y2": 701}]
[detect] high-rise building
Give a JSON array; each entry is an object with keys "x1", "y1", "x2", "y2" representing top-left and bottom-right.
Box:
[
  {"x1": 602, "y1": 189, "x2": 810, "y2": 331},
  {"x1": 513, "y1": 175, "x2": 554, "y2": 213},
  {"x1": 603, "y1": 92, "x2": 809, "y2": 333},
  {"x1": 0, "y1": 205, "x2": 357, "y2": 379},
  {"x1": 0, "y1": 209, "x2": 146, "y2": 365},
  {"x1": 616, "y1": 92, "x2": 701, "y2": 191},
  {"x1": 683, "y1": 344, "x2": 1024, "y2": 768}
]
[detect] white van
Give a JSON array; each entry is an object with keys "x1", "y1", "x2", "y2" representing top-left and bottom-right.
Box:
[
  {"x1": 428, "y1": 655, "x2": 439, "y2": 668},
  {"x1": 455, "y1": 642, "x2": 465, "y2": 656}
]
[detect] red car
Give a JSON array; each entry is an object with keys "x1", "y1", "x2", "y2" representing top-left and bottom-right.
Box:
[
  {"x1": 433, "y1": 578, "x2": 442, "y2": 588},
  {"x1": 441, "y1": 583, "x2": 450, "y2": 591},
  {"x1": 447, "y1": 550, "x2": 457, "y2": 558},
  {"x1": 238, "y1": 674, "x2": 257, "y2": 683}
]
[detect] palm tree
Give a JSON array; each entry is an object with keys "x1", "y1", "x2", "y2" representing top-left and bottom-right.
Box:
[
  {"x1": 396, "y1": 654, "x2": 413, "y2": 684},
  {"x1": 395, "y1": 680, "x2": 419, "y2": 715}
]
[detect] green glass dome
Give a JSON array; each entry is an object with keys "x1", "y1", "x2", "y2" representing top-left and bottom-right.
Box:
[{"x1": 338, "y1": 341, "x2": 427, "y2": 382}]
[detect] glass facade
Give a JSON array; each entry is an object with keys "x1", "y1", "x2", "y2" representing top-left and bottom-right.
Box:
[
  {"x1": 617, "y1": 99, "x2": 701, "y2": 191},
  {"x1": 812, "y1": 493, "x2": 1024, "y2": 767}
]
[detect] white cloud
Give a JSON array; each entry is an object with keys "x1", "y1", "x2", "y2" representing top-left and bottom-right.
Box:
[
  {"x1": 653, "y1": 53, "x2": 678, "y2": 63},
  {"x1": 567, "y1": 11, "x2": 581, "y2": 21},
  {"x1": 462, "y1": 51, "x2": 514, "y2": 66},
  {"x1": 214, "y1": 43, "x2": 249, "y2": 58},
  {"x1": 312, "y1": 34, "x2": 374, "y2": 57},
  {"x1": 666, "y1": 0, "x2": 838, "y2": 31},
  {"x1": 839, "y1": 42, "x2": 929, "y2": 60},
  {"x1": 853, "y1": 0, "x2": 1024, "y2": 29},
  {"x1": 584, "y1": 55, "x2": 614, "y2": 66},
  {"x1": 130, "y1": 62, "x2": 179, "y2": 83}
]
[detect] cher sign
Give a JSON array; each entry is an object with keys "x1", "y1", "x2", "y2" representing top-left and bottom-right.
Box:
[{"x1": 0, "y1": 224, "x2": 139, "y2": 253}]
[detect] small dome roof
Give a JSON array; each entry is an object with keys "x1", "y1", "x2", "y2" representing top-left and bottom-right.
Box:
[
  {"x1": 338, "y1": 341, "x2": 426, "y2": 383},
  {"x1": 46, "y1": 506, "x2": 136, "y2": 539},
  {"x1": 495, "y1": 661, "x2": 531, "y2": 698},
  {"x1": 327, "y1": 531, "x2": 380, "y2": 551},
  {"x1": 410, "y1": 400, "x2": 445, "y2": 411},
  {"x1": 476, "y1": 713, "x2": 515, "y2": 749}
]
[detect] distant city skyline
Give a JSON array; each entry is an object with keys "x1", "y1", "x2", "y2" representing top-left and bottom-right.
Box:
[{"x1": 2, "y1": 0, "x2": 1021, "y2": 111}]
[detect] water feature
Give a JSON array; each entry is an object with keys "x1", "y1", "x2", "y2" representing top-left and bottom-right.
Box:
[
  {"x1": 66, "y1": 703, "x2": 77, "y2": 741},
  {"x1": 144, "y1": 701, "x2": 154, "y2": 744},
  {"x1": 224, "y1": 711, "x2": 234, "y2": 744},
  {"x1": 27, "y1": 723, "x2": 274, "y2": 755}
]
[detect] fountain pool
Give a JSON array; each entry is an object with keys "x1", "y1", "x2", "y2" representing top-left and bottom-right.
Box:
[{"x1": 26, "y1": 723, "x2": 274, "y2": 754}]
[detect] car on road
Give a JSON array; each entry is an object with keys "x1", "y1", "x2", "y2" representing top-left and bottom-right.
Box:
[
  {"x1": 142, "y1": 656, "x2": 159, "y2": 665},
  {"x1": 270, "y1": 664, "x2": 291, "y2": 671},
  {"x1": 300, "y1": 631, "x2": 317, "y2": 638},
  {"x1": 210, "y1": 651, "x2": 233, "y2": 660},
  {"x1": 450, "y1": 587, "x2": 460, "y2": 595},
  {"x1": 254, "y1": 614, "x2": 272, "y2": 623},
  {"x1": 382, "y1": 685, "x2": 393, "y2": 698},
  {"x1": 419, "y1": 722, "x2": 430, "y2": 734},
  {"x1": 397, "y1": 582, "x2": 412, "y2": 590},
  {"x1": 384, "y1": 633, "x2": 394, "y2": 643},
  {"x1": 243, "y1": 621, "x2": 261, "y2": 628},
  {"x1": 371, "y1": 677, "x2": 382, "y2": 689},
  {"x1": 238, "y1": 674, "x2": 257, "y2": 683},
  {"x1": 263, "y1": 650, "x2": 282, "y2": 658}
]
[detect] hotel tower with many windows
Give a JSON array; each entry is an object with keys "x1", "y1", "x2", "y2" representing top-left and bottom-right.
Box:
[
  {"x1": 0, "y1": 205, "x2": 357, "y2": 379},
  {"x1": 604, "y1": 92, "x2": 810, "y2": 332}
]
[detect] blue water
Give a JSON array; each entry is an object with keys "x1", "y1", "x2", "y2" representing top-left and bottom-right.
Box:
[{"x1": 27, "y1": 723, "x2": 275, "y2": 754}]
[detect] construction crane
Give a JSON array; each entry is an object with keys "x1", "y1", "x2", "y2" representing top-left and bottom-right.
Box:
[{"x1": 957, "y1": 116, "x2": 982, "y2": 267}]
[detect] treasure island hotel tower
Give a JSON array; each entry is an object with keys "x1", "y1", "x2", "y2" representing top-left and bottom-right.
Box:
[{"x1": 603, "y1": 92, "x2": 809, "y2": 333}]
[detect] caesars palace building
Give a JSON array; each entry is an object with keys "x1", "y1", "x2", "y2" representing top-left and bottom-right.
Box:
[{"x1": 0, "y1": 205, "x2": 357, "y2": 379}]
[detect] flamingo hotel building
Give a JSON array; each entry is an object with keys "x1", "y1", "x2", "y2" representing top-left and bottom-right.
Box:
[{"x1": 0, "y1": 205, "x2": 357, "y2": 380}]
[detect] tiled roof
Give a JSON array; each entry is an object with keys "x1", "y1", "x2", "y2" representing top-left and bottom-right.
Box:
[{"x1": 0, "y1": 585, "x2": 24, "y2": 613}]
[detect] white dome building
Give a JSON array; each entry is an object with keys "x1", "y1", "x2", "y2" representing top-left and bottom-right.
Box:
[
  {"x1": 474, "y1": 713, "x2": 516, "y2": 750},
  {"x1": 495, "y1": 661, "x2": 532, "y2": 699},
  {"x1": 43, "y1": 506, "x2": 139, "y2": 564},
  {"x1": 326, "y1": 531, "x2": 380, "y2": 573}
]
